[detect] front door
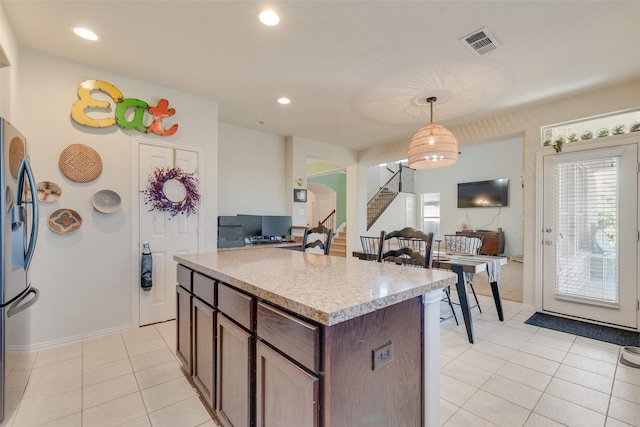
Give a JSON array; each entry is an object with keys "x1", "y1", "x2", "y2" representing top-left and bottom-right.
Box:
[
  {"x1": 138, "y1": 141, "x2": 199, "y2": 326},
  {"x1": 542, "y1": 143, "x2": 638, "y2": 328}
]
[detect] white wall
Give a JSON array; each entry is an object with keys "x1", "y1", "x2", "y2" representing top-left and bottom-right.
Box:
[
  {"x1": 218, "y1": 123, "x2": 286, "y2": 216},
  {"x1": 13, "y1": 49, "x2": 218, "y2": 348},
  {"x1": 415, "y1": 137, "x2": 523, "y2": 256}
]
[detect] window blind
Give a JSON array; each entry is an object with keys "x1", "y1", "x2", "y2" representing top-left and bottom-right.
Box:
[{"x1": 554, "y1": 156, "x2": 619, "y2": 306}]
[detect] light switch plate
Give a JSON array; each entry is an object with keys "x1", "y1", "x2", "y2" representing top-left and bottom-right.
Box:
[{"x1": 372, "y1": 341, "x2": 393, "y2": 370}]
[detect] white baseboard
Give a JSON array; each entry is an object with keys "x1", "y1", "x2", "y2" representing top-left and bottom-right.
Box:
[{"x1": 7, "y1": 324, "x2": 133, "y2": 353}]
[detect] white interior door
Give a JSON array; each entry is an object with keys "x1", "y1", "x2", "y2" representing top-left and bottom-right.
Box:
[
  {"x1": 542, "y1": 143, "x2": 638, "y2": 328},
  {"x1": 139, "y1": 143, "x2": 199, "y2": 326},
  {"x1": 315, "y1": 194, "x2": 335, "y2": 225}
]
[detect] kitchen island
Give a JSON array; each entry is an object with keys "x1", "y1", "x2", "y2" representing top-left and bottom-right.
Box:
[{"x1": 175, "y1": 247, "x2": 455, "y2": 427}]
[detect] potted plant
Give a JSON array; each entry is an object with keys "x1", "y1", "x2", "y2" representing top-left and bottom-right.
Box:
[
  {"x1": 612, "y1": 124, "x2": 626, "y2": 135},
  {"x1": 553, "y1": 136, "x2": 565, "y2": 153},
  {"x1": 567, "y1": 133, "x2": 579, "y2": 142},
  {"x1": 581, "y1": 130, "x2": 593, "y2": 140}
]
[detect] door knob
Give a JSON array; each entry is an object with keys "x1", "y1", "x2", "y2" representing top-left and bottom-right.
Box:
[
  {"x1": 545, "y1": 228, "x2": 552, "y2": 233},
  {"x1": 544, "y1": 240, "x2": 552, "y2": 245}
]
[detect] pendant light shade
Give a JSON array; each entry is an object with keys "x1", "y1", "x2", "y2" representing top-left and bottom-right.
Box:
[{"x1": 408, "y1": 97, "x2": 458, "y2": 169}]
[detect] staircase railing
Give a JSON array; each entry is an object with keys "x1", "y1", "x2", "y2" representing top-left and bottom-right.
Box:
[
  {"x1": 319, "y1": 209, "x2": 336, "y2": 233},
  {"x1": 367, "y1": 165, "x2": 414, "y2": 230}
]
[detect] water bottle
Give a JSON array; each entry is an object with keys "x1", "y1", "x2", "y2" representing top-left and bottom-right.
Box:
[{"x1": 141, "y1": 242, "x2": 152, "y2": 291}]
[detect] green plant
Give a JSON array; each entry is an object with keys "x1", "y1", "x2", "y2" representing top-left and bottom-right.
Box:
[
  {"x1": 567, "y1": 133, "x2": 579, "y2": 142},
  {"x1": 552, "y1": 137, "x2": 564, "y2": 153},
  {"x1": 612, "y1": 124, "x2": 625, "y2": 135},
  {"x1": 598, "y1": 128, "x2": 610, "y2": 138}
]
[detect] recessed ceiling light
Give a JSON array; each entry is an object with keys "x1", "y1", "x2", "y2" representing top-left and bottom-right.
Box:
[
  {"x1": 259, "y1": 10, "x2": 279, "y2": 26},
  {"x1": 73, "y1": 27, "x2": 98, "y2": 41},
  {"x1": 277, "y1": 97, "x2": 290, "y2": 105}
]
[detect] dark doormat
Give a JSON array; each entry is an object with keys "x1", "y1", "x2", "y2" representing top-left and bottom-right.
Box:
[{"x1": 525, "y1": 312, "x2": 640, "y2": 347}]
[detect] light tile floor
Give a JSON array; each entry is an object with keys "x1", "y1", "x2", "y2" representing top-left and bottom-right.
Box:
[
  {"x1": 1, "y1": 291, "x2": 639, "y2": 426},
  {"x1": 1, "y1": 321, "x2": 215, "y2": 427},
  {"x1": 439, "y1": 291, "x2": 640, "y2": 427}
]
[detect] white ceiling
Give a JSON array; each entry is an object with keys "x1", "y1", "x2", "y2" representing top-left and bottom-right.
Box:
[{"x1": 4, "y1": 1, "x2": 640, "y2": 151}]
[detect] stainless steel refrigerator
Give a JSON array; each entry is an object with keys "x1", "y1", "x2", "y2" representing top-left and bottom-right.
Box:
[{"x1": 0, "y1": 118, "x2": 39, "y2": 422}]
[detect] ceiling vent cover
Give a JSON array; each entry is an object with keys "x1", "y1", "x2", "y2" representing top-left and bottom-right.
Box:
[{"x1": 461, "y1": 28, "x2": 500, "y2": 56}]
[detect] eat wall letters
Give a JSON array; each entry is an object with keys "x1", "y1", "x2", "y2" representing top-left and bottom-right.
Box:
[{"x1": 71, "y1": 79, "x2": 179, "y2": 136}]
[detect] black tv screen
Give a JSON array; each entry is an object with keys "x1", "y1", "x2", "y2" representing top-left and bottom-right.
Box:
[
  {"x1": 237, "y1": 214, "x2": 263, "y2": 237},
  {"x1": 261, "y1": 215, "x2": 292, "y2": 237},
  {"x1": 457, "y1": 179, "x2": 509, "y2": 208}
]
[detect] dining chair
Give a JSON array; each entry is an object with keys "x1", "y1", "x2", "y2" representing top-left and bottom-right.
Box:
[
  {"x1": 433, "y1": 238, "x2": 458, "y2": 325},
  {"x1": 377, "y1": 227, "x2": 434, "y2": 267},
  {"x1": 444, "y1": 234, "x2": 484, "y2": 313},
  {"x1": 302, "y1": 225, "x2": 333, "y2": 255},
  {"x1": 378, "y1": 228, "x2": 457, "y2": 323},
  {"x1": 359, "y1": 235, "x2": 380, "y2": 261}
]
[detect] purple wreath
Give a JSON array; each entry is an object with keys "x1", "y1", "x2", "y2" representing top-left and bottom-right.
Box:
[{"x1": 142, "y1": 167, "x2": 200, "y2": 217}]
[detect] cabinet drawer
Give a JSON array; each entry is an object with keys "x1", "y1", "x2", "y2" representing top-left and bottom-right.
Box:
[
  {"x1": 193, "y1": 272, "x2": 215, "y2": 306},
  {"x1": 218, "y1": 282, "x2": 253, "y2": 330},
  {"x1": 257, "y1": 302, "x2": 320, "y2": 373},
  {"x1": 177, "y1": 264, "x2": 192, "y2": 292}
]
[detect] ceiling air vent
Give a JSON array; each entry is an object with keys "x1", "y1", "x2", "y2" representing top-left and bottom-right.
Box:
[{"x1": 460, "y1": 28, "x2": 500, "y2": 56}]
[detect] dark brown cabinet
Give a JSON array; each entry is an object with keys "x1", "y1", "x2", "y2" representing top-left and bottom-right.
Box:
[
  {"x1": 256, "y1": 340, "x2": 319, "y2": 427},
  {"x1": 456, "y1": 230, "x2": 505, "y2": 255},
  {"x1": 216, "y1": 313, "x2": 252, "y2": 427},
  {"x1": 177, "y1": 268, "x2": 217, "y2": 410},
  {"x1": 192, "y1": 298, "x2": 215, "y2": 409},
  {"x1": 176, "y1": 284, "x2": 192, "y2": 374},
  {"x1": 177, "y1": 265, "x2": 423, "y2": 427},
  {"x1": 216, "y1": 282, "x2": 254, "y2": 427},
  {"x1": 256, "y1": 302, "x2": 320, "y2": 427}
]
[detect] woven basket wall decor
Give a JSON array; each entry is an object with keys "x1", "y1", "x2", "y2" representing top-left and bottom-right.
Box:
[
  {"x1": 48, "y1": 208, "x2": 82, "y2": 234},
  {"x1": 59, "y1": 144, "x2": 103, "y2": 183},
  {"x1": 9, "y1": 136, "x2": 25, "y2": 179},
  {"x1": 36, "y1": 181, "x2": 62, "y2": 202}
]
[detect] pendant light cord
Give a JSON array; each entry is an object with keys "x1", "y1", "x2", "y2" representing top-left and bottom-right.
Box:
[{"x1": 426, "y1": 96, "x2": 437, "y2": 124}]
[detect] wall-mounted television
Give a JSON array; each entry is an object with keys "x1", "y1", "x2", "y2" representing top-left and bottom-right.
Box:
[{"x1": 457, "y1": 178, "x2": 509, "y2": 208}]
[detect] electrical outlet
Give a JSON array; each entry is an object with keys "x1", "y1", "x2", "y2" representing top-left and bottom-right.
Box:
[{"x1": 372, "y1": 341, "x2": 393, "y2": 370}]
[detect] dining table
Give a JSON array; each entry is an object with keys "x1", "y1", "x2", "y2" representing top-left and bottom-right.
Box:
[
  {"x1": 353, "y1": 250, "x2": 507, "y2": 344},
  {"x1": 434, "y1": 253, "x2": 507, "y2": 343}
]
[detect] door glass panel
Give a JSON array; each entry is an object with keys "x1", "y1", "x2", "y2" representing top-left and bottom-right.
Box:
[{"x1": 554, "y1": 156, "x2": 619, "y2": 306}]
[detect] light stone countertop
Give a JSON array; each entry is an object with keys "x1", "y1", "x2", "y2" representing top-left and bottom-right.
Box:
[{"x1": 175, "y1": 247, "x2": 456, "y2": 326}]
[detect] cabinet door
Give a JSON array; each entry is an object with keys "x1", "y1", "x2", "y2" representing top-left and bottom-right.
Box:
[
  {"x1": 193, "y1": 298, "x2": 215, "y2": 410},
  {"x1": 176, "y1": 285, "x2": 192, "y2": 374},
  {"x1": 256, "y1": 341, "x2": 319, "y2": 427},
  {"x1": 216, "y1": 314, "x2": 252, "y2": 427}
]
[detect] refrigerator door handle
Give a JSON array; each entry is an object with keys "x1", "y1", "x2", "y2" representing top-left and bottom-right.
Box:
[
  {"x1": 16, "y1": 156, "x2": 39, "y2": 271},
  {"x1": 7, "y1": 287, "x2": 39, "y2": 318}
]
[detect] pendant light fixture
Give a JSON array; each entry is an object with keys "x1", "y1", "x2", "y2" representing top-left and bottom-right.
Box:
[{"x1": 408, "y1": 97, "x2": 458, "y2": 169}]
